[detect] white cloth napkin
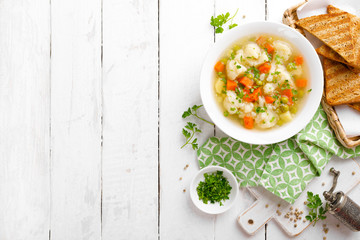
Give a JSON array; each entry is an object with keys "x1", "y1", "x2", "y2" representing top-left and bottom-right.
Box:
[{"x1": 297, "y1": 0, "x2": 360, "y2": 137}]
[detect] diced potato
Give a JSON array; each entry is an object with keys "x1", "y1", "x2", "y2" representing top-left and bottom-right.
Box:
[
  {"x1": 215, "y1": 79, "x2": 225, "y2": 94},
  {"x1": 280, "y1": 111, "x2": 292, "y2": 122}
]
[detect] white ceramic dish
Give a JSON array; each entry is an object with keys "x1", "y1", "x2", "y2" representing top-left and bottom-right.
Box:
[
  {"x1": 190, "y1": 166, "x2": 239, "y2": 214},
  {"x1": 200, "y1": 21, "x2": 323, "y2": 145}
]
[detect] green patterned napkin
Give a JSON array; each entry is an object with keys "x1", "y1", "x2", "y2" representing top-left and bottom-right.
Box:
[{"x1": 197, "y1": 106, "x2": 360, "y2": 204}]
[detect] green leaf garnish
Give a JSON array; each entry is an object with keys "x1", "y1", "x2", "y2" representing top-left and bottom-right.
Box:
[
  {"x1": 210, "y1": 9, "x2": 239, "y2": 34},
  {"x1": 181, "y1": 122, "x2": 201, "y2": 149},
  {"x1": 182, "y1": 105, "x2": 214, "y2": 125},
  {"x1": 305, "y1": 191, "x2": 328, "y2": 226}
]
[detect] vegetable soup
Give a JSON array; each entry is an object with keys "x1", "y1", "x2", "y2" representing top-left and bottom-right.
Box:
[{"x1": 213, "y1": 34, "x2": 310, "y2": 130}]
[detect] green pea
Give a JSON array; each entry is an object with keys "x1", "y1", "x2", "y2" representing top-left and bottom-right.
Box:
[
  {"x1": 280, "y1": 96, "x2": 288, "y2": 104},
  {"x1": 256, "y1": 80, "x2": 263, "y2": 86},
  {"x1": 280, "y1": 104, "x2": 289, "y2": 113},
  {"x1": 247, "y1": 73, "x2": 254, "y2": 79},
  {"x1": 297, "y1": 89, "x2": 305, "y2": 98},
  {"x1": 277, "y1": 119, "x2": 284, "y2": 126},
  {"x1": 290, "y1": 106, "x2": 297, "y2": 114}
]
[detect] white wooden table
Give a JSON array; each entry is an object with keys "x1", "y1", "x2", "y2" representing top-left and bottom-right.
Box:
[{"x1": 2, "y1": 0, "x2": 360, "y2": 239}]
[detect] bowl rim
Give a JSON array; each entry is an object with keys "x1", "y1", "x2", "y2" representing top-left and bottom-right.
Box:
[
  {"x1": 190, "y1": 165, "x2": 239, "y2": 215},
  {"x1": 200, "y1": 21, "x2": 324, "y2": 145}
]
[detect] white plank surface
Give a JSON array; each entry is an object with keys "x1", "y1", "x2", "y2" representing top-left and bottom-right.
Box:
[
  {"x1": 50, "y1": 0, "x2": 102, "y2": 239},
  {"x1": 0, "y1": 0, "x2": 50, "y2": 239},
  {"x1": 159, "y1": 0, "x2": 216, "y2": 239},
  {"x1": 102, "y1": 0, "x2": 159, "y2": 239},
  {"x1": 1, "y1": 0, "x2": 360, "y2": 239}
]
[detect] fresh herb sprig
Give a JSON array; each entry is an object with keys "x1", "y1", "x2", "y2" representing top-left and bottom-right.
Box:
[
  {"x1": 305, "y1": 191, "x2": 328, "y2": 226},
  {"x1": 210, "y1": 9, "x2": 239, "y2": 34},
  {"x1": 182, "y1": 105, "x2": 214, "y2": 125},
  {"x1": 181, "y1": 122, "x2": 201, "y2": 150},
  {"x1": 197, "y1": 171, "x2": 232, "y2": 206}
]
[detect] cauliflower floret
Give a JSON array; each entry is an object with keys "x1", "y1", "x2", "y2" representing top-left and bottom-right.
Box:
[
  {"x1": 237, "y1": 102, "x2": 254, "y2": 118},
  {"x1": 263, "y1": 83, "x2": 276, "y2": 95},
  {"x1": 273, "y1": 40, "x2": 292, "y2": 62},
  {"x1": 255, "y1": 110, "x2": 278, "y2": 129},
  {"x1": 244, "y1": 42, "x2": 261, "y2": 59},
  {"x1": 245, "y1": 51, "x2": 270, "y2": 67},
  {"x1": 260, "y1": 73, "x2": 266, "y2": 81},
  {"x1": 289, "y1": 65, "x2": 302, "y2": 77},
  {"x1": 274, "y1": 65, "x2": 295, "y2": 87},
  {"x1": 265, "y1": 61, "x2": 277, "y2": 82},
  {"x1": 258, "y1": 52, "x2": 270, "y2": 64},
  {"x1": 223, "y1": 91, "x2": 242, "y2": 114},
  {"x1": 226, "y1": 60, "x2": 247, "y2": 80},
  {"x1": 234, "y1": 49, "x2": 245, "y2": 64},
  {"x1": 258, "y1": 96, "x2": 266, "y2": 108}
]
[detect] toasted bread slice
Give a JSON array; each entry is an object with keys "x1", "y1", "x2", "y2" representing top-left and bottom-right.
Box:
[
  {"x1": 323, "y1": 58, "x2": 360, "y2": 105},
  {"x1": 327, "y1": 5, "x2": 360, "y2": 68},
  {"x1": 316, "y1": 45, "x2": 347, "y2": 64},
  {"x1": 316, "y1": 45, "x2": 360, "y2": 73},
  {"x1": 348, "y1": 103, "x2": 360, "y2": 112},
  {"x1": 296, "y1": 13, "x2": 356, "y2": 64},
  {"x1": 327, "y1": 5, "x2": 346, "y2": 15}
]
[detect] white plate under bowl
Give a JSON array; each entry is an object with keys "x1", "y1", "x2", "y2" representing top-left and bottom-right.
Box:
[
  {"x1": 190, "y1": 166, "x2": 239, "y2": 215},
  {"x1": 200, "y1": 21, "x2": 323, "y2": 145}
]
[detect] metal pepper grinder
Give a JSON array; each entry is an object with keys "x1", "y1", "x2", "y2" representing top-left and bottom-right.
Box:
[{"x1": 323, "y1": 168, "x2": 360, "y2": 231}]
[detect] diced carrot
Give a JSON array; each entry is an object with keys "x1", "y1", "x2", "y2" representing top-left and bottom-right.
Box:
[
  {"x1": 264, "y1": 43, "x2": 274, "y2": 54},
  {"x1": 244, "y1": 116, "x2": 254, "y2": 129},
  {"x1": 226, "y1": 79, "x2": 238, "y2": 91},
  {"x1": 295, "y1": 78, "x2": 307, "y2": 88},
  {"x1": 294, "y1": 56, "x2": 303, "y2": 65},
  {"x1": 281, "y1": 89, "x2": 293, "y2": 105},
  {"x1": 239, "y1": 76, "x2": 253, "y2": 88},
  {"x1": 281, "y1": 89, "x2": 293, "y2": 98},
  {"x1": 258, "y1": 63, "x2": 271, "y2": 74},
  {"x1": 214, "y1": 61, "x2": 225, "y2": 72},
  {"x1": 256, "y1": 36, "x2": 267, "y2": 47},
  {"x1": 244, "y1": 88, "x2": 262, "y2": 102},
  {"x1": 252, "y1": 88, "x2": 262, "y2": 101},
  {"x1": 265, "y1": 96, "x2": 275, "y2": 104}
]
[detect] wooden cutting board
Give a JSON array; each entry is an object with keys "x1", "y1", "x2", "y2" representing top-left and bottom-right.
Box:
[{"x1": 238, "y1": 156, "x2": 360, "y2": 236}]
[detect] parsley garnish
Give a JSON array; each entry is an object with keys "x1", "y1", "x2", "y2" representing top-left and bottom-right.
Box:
[
  {"x1": 305, "y1": 191, "x2": 328, "y2": 226},
  {"x1": 196, "y1": 171, "x2": 232, "y2": 206},
  {"x1": 308, "y1": 89, "x2": 312, "y2": 93},
  {"x1": 210, "y1": 9, "x2": 239, "y2": 34},
  {"x1": 182, "y1": 105, "x2": 214, "y2": 125},
  {"x1": 181, "y1": 122, "x2": 201, "y2": 150}
]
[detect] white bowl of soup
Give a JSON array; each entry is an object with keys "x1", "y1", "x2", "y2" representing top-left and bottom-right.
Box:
[{"x1": 200, "y1": 21, "x2": 323, "y2": 145}]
